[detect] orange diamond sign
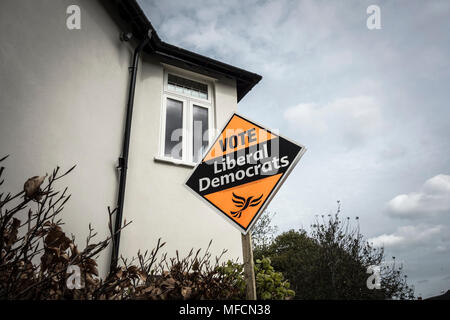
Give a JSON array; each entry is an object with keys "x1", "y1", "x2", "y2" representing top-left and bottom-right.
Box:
[{"x1": 185, "y1": 113, "x2": 306, "y2": 234}]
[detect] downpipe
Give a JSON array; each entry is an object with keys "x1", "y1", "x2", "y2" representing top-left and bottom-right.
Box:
[{"x1": 110, "y1": 29, "x2": 152, "y2": 272}]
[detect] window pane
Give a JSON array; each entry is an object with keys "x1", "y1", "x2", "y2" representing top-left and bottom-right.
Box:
[
  {"x1": 167, "y1": 73, "x2": 208, "y2": 100},
  {"x1": 192, "y1": 105, "x2": 209, "y2": 163},
  {"x1": 165, "y1": 98, "x2": 183, "y2": 159}
]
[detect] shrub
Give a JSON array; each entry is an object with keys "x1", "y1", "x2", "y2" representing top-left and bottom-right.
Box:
[
  {"x1": 215, "y1": 260, "x2": 246, "y2": 299},
  {"x1": 0, "y1": 155, "x2": 246, "y2": 300},
  {"x1": 255, "y1": 257, "x2": 295, "y2": 300},
  {"x1": 253, "y1": 203, "x2": 415, "y2": 300},
  {"x1": 216, "y1": 258, "x2": 295, "y2": 300}
]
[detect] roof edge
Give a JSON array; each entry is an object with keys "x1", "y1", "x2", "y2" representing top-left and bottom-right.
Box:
[{"x1": 114, "y1": 0, "x2": 262, "y2": 102}]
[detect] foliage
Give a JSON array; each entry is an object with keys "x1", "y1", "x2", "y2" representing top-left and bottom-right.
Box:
[
  {"x1": 118, "y1": 240, "x2": 245, "y2": 300},
  {"x1": 215, "y1": 260, "x2": 246, "y2": 299},
  {"x1": 216, "y1": 258, "x2": 294, "y2": 300},
  {"x1": 254, "y1": 202, "x2": 415, "y2": 300},
  {"x1": 0, "y1": 155, "x2": 244, "y2": 300},
  {"x1": 251, "y1": 211, "x2": 278, "y2": 250},
  {"x1": 254, "y1": 257, "x2": 295, "y2": 300},
  {"x1": 0, "y1": 156, "x2": 114, "y2": 299},
  {"x1": 254, "y1": 229, "x2": 318, "y2": 299}
]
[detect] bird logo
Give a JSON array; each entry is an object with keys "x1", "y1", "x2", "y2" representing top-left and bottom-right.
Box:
[{"x1": 230, "y1": 192, "x2": 263, "y2": 218}]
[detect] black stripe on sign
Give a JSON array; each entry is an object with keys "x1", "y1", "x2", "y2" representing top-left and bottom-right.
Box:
[{"x1": 185, "y1": 136, "x2": 302, "y2": 196}]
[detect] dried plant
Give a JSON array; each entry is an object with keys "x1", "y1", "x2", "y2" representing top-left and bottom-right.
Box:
[{"x1": 0, "y1": 155, "x2": 244, "y2": 300}]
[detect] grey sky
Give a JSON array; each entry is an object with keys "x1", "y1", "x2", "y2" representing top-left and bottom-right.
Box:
[{"x1": 137, "y1": 0, "x2": 450, "y2": 298}]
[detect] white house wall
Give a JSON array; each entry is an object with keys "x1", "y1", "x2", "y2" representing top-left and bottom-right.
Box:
[
  {"x1": 0, "y1": 0, "x2": 242, "y2": 277},
  {"x1": 120, "y1": 54, "x2": 243, "y2": 266}
]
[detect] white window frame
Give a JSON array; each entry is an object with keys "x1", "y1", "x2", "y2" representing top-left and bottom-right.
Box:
[
  {"x1": 160, "y1": 94, "x2": 188, "y2": 162},
  {"x1": 163, "y1": 70, "x2": 213, "y2": 104},
  {"x1": 157, "y1": 69, "x2": 215, "y2": 166}
]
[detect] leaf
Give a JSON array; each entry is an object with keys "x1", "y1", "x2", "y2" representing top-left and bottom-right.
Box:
[
  {"x1": 162, "y1": 277, "x2": 176, "y2": 289},
  {"x1": 23, "y1": 175, "x2": 46, "y2": 198},
  {"x1": 137, "y1": 270, "x2": 147, "y2": 282},
  {"x1": 0, "y1": 154, "x2": 9, "y2": 162},
  {"x1": 127, "y1": 265, "x2": 138, "y2": 274},
  {"x1": 181, "y1": 286, "x2": 192, "y2": 299},
  {"x1": 85, "y1": 244, "x2": 97, "y2": 252}
]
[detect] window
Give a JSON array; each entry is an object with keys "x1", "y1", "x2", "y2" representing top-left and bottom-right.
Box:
[
  {"x1": 192, "y1": 104, "x2": 209, "y2": 163},
  {"x1": 168, "y1": 74, "x2": 208, "y2": 100},
  {"x1": 159, "y1": 71, "x2": 214, "y2": 165},
  {"x1": 164, "y1": 98, "x2": 184, "y2": 160}
]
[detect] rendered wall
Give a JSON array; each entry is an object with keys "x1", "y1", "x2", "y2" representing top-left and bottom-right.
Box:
[
  {"x1": 0, "y1": 0, "x2": 243, "y2": 277},
  {"x1": 0, "y1": 0, "x2": 134, "y2": 277},
  {"x1": 120, "y1": 54, "x2": 243, "y2": 264}
]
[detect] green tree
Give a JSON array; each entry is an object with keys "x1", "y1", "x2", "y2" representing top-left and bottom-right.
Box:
[
  {"x1": 218, "y1": 257, "x2": 295, "y2": 300},
  {"x1": 253, "y1": 203, "x2": 414, "y2": 300},
  {"x1": 254, "y1": 256, "x2": 295, "y2": 300},
  {"x1": 251, "y1": 211, "x2": 278, "y2": 250}
]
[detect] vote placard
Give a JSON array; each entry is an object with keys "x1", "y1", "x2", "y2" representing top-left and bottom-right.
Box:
[{"x1": 185, "y1": 113, "x2": 306, "y2": 234}]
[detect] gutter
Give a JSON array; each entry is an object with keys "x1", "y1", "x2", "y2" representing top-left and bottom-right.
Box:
[
  {"x1": 116, "y1": 0, "x2": 262, "y2": 102},
  {"x1": 110, "y1": 29, "x2": 153, "y2": 272}
]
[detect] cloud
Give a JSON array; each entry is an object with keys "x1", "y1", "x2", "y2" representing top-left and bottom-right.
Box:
[
  {"x1": 379, "y1": 144, "x2": 408, "y2": 161},
  {"x1": 369, "y1": 233, "x2": 404, "y2": 247},
  {"x1": 283, "y1": 96, "x2": 382, "y2": 149},
  {"x1": 387, "y1": 174, "x2": 450, "y2": 219},
  {"x1": 136, "y1": 0, "x2": 450, "y2": 299},
  {"x1": 369, "y1": 224, "x2": 445, "y2": 248}
]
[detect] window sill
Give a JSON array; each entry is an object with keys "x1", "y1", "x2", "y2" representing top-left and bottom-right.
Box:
[{"x1": 154, "y1": 155, "x2": 197, "y2": 168}]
